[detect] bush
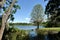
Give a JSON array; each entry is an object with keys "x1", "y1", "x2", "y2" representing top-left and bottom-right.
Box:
[{"x1": 2, "y1": 27, "x2": 29, "y2": 40}]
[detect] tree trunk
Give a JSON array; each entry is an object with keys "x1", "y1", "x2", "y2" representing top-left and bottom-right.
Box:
[
  {"x1": 0, "y1": 15, "x2": 6, "y2": 40},
  {"x1": 37, "y1": 22, "x2": 39, "y2": 29},
  {"x1": 0, "y1": 0, "x2": 16, "y2": 40}
]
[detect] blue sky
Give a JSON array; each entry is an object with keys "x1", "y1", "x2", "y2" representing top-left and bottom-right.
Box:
[{"x1": 13, "y1": 0, "x2": 48, "y2": 23}]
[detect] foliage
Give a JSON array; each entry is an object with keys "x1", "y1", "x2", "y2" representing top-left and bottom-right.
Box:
[
  {"x1": 36, "y1": 29, "x2": 46, "y2": 40},
  {"x1": 2, "y1": 27, "x2": 29, "y2": 40},
  {"x1": 9, "y1": 23, "x2": 32, "y2": 26},
  {"x1": 45, "y1": 0, "x2": 60, "y2": 27},
  {"x1": 41, "y1": 22, "x2": 47, "y2": 26},
  {"x1": 31, "y1": 4, "x2": 44, "y2": 29},
  {"x1": 0, "y1": 0, "x2": 20, "y2": 21}
]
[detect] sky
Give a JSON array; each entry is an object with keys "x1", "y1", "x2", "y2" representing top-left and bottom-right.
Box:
[{"x1": 13, "y1": 0, "x2": 48, "y2": 23}]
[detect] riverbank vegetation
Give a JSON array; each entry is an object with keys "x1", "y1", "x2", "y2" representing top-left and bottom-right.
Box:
[
  {"x1": 45, "y1": 0, "x2": 60, "y2": 27},
  {"x1": 9, "y1": 22, "x2": 46, "y2": 26},
  {"x1": 2, "y1": 27, "x2": 30, "y2": 40}
]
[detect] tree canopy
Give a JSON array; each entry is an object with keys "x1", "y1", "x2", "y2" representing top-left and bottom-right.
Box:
[
  {"x1": 45, "y1": 0, "x2": 60, "y2": 27},
  {"x1": 0, "y1": 0, "x2": 20, "y2": 21},
  {"x1": 31, "y1": 4, "x2": 44, "y2": 29}
]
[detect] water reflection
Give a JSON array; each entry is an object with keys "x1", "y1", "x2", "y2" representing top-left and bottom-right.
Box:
[
  {"x1": 45, "y1": 35, "x2": 49, "y2": 40},
  {"x1": 29, "y1": 29, "x2": 37, "y2": 37},
  {"x1": 14, "y1": 25, "x2": 44, "y2": 30}
]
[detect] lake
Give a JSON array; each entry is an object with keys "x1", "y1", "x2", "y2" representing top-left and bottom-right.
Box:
[{"x1": 13, "y1": 25, "x2": 44, "y2": 30}]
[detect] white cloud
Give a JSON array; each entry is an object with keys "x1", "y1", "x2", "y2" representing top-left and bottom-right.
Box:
[
  {"x1": 25, "y1": 18, "x2": 30, "y2": 21},
  {"x1": 11, "y1": 18, "x2": 31, "y2": 23},
  {"x1": 24, "y1": 17, "x2": 31, "y2": 23}
]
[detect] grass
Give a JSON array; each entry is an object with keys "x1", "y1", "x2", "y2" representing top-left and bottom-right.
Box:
[
  {"x1": 39, "y1": 27, "x2": 60, "y2": 31},
  {"x1": 36, "y1": 27, "x2": 60, "y2": 35}
]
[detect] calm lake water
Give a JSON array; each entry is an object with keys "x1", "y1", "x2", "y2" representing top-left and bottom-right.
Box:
[{"x1": 14, "y1": 25, "x2": 44, "y2": 30}]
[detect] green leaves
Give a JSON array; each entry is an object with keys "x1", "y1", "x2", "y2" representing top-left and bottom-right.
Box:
[
  {"x1": 45, "y1": 0, "x2": 60, "y2": 27},
  {"x1": 11, "y1": 17, "x2": 14, "y2": 21},
  {"x1": 13, "y1": 5, "x2": 20, "y2": 9},
  {"x1": 11, "y1": 9, "x2": 17, "y2": 14},
  {"x1": 3, "y1": 7, "x2": 6, "y2": 11},
  {"x1": 0, "y1": 0, "x2": 20, "y2": 21},
  {"x1": 9, "y1": 14, "x2": 14, "y2": 21}
]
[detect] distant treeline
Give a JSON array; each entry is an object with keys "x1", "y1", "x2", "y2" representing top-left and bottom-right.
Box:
[
  {"x1": 9, "y1": 23, "x2": 33, "y2": 25},
  {"x1": 9, "y1": 22, "x2": 47, "y2": 26}
]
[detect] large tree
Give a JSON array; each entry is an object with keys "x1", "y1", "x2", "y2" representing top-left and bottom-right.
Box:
[
  {"x1": 0, "y1": 0, "x2": 20, "y2": 40},
  {"x1": 31, "y1": 4, "x2": 44, "y2": 29},
  {"x1": 45, "y1": 0, "x2": 60, "y2": 27}
]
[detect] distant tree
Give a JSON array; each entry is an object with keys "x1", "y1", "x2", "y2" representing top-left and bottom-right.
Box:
[
  {"x1": 45, "y1": 0, "x2": 60, "y2": 27},
  {"x1": 31, "y1": 4, "x2": 44, "y2": 29}
]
